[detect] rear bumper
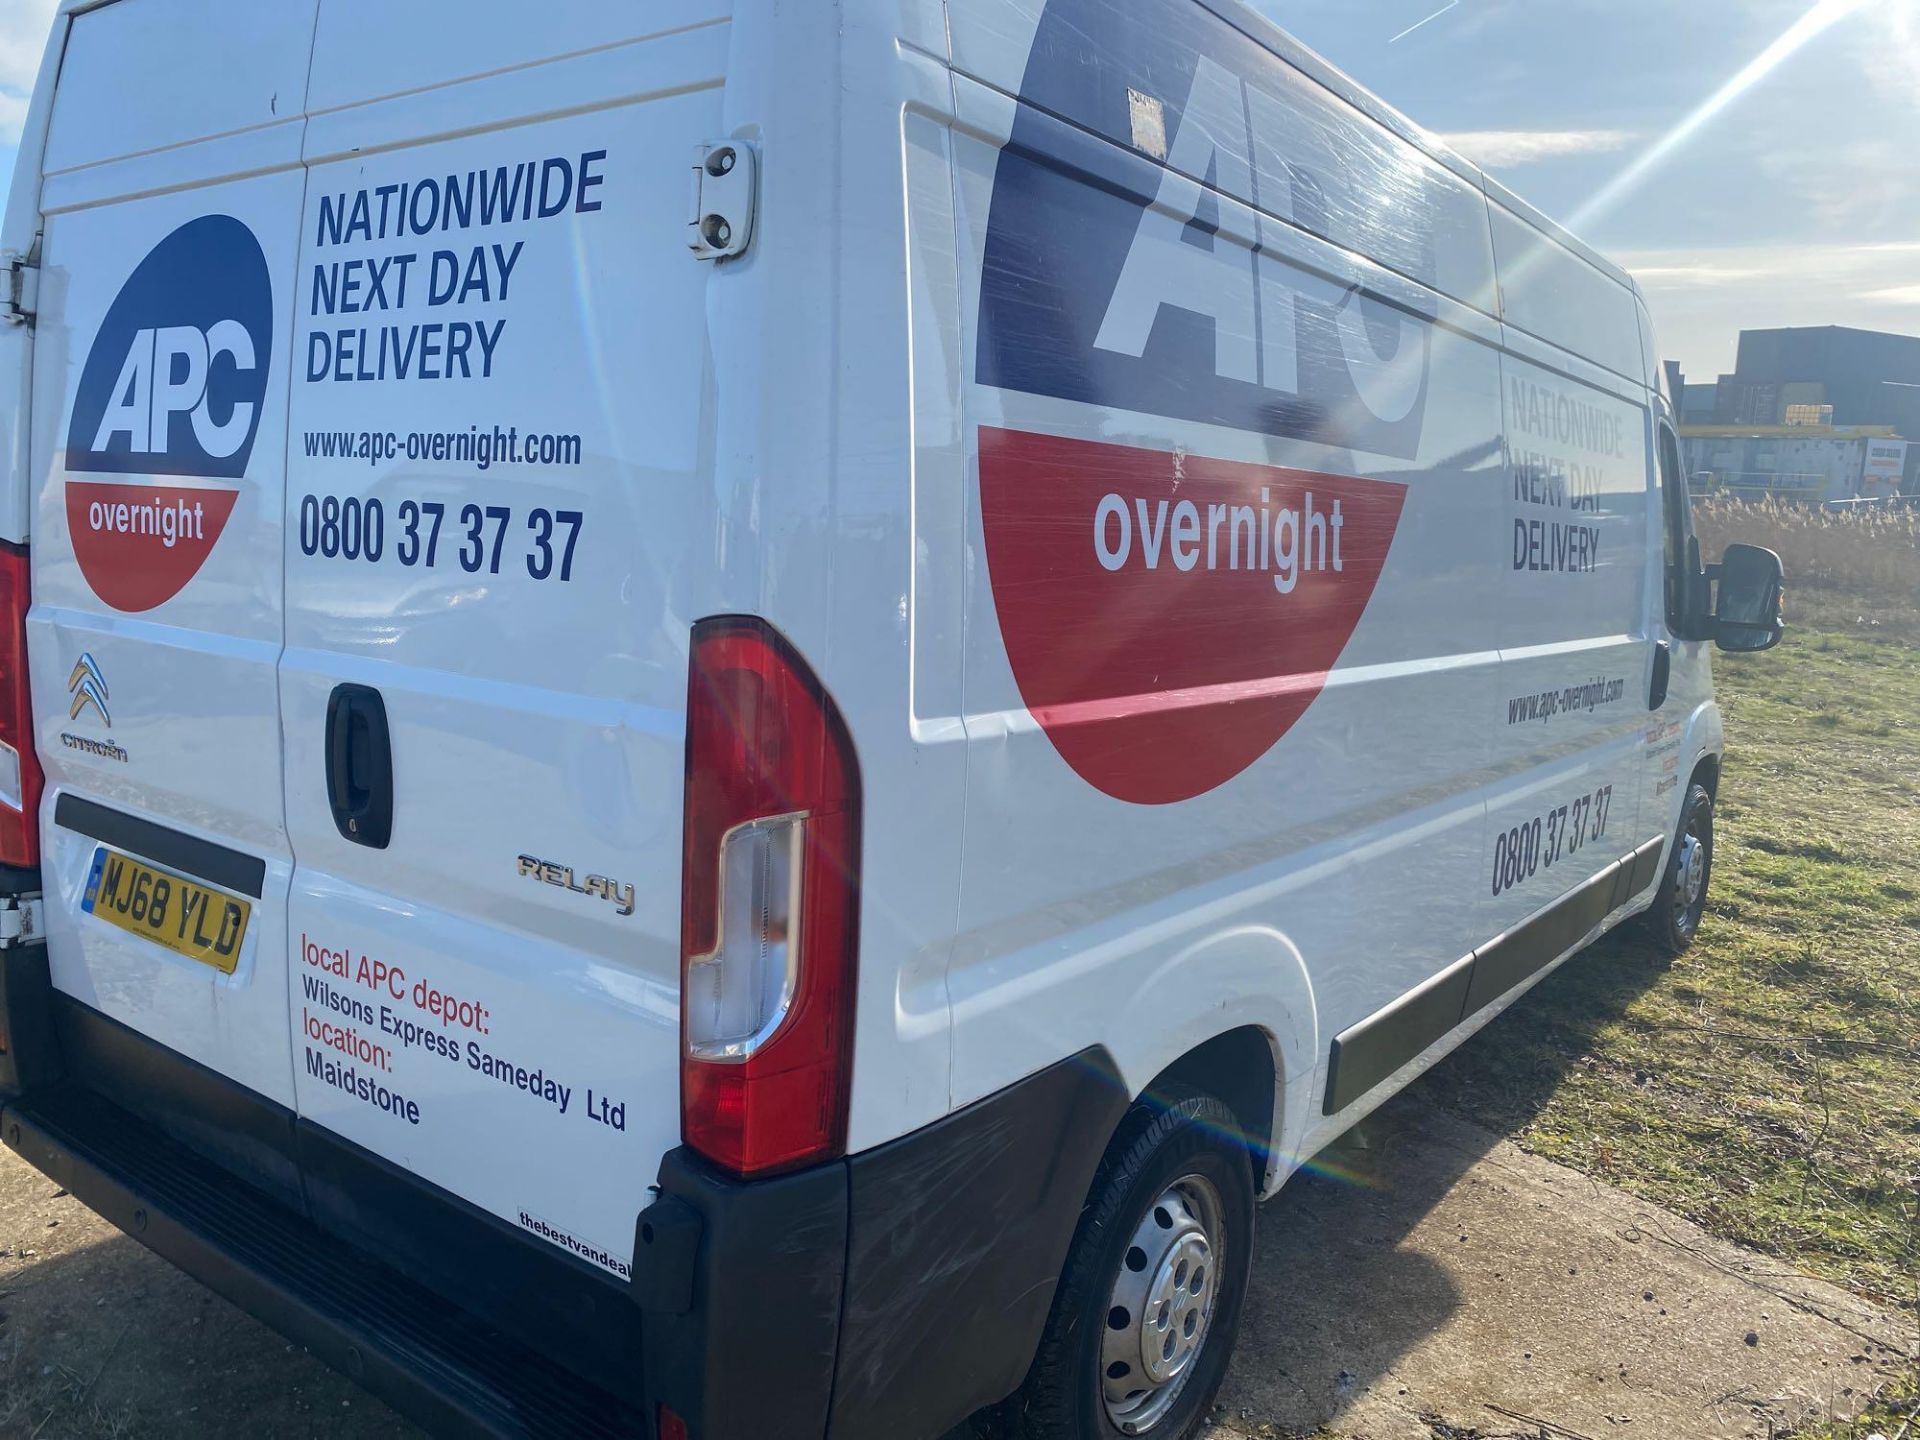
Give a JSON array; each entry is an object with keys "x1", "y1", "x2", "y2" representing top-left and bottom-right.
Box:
[
  {"x1": 6, "y1": 1083, "x2": 643, "y2": 1440},
  {"x1": 0, "y1": 944, "x2": 1127, "y2": 1439}
]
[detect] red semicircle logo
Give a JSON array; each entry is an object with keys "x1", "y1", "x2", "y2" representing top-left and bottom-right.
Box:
[
  {"x1": 980, "y1": 428, "x2": 1407, "y2": 805},
  {"x1": 65, "y1": 480, "x2": 240, "y2": 614}
]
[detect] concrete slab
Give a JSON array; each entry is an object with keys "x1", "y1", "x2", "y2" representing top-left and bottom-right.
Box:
[{"x1": 1205, "y1": 1094, "x2": 1913, "y2": 1440}]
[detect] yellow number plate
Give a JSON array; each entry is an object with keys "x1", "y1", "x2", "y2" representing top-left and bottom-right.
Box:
[{"x1": 82, "y1": 847, "x2": 250, "y2": 975}]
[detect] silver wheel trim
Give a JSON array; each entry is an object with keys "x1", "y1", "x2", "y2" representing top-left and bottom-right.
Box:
[
  {"x1": 1100, "y1": 1174, "x2": 1225, "y2": 1434},
  {"x1": 1673, "y1": 823, "x2": 1707, "y2": 931}
]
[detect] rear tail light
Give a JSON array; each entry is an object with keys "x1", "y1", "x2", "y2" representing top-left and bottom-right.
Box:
[
  {"x1": 680, "y1": 617, "x2": 860, "y2": 1178},
  {"x1": 0, "y1": 542, "x2": 41, "y2": 869}
]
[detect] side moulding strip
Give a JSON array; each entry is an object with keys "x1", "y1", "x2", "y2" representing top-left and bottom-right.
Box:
[{"x1": 1323, "y1": 836, "x2": 1664, "y2": 1115}]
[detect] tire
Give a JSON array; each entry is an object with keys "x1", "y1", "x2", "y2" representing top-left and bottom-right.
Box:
[
  {"x1": 1008, "y1": 1091, "x2": 1256, "y2": 1440},
  {"x1": 1645, "y1": 781, "x2": 1714, "y2": 956}
]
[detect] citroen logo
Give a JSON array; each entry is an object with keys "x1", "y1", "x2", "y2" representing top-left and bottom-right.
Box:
[{"x1": 68, "y1": 653, "x2": 111, "y2": 725}]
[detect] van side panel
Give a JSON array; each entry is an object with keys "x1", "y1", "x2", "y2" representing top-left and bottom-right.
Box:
[
  {"x1": 941, "y1": 0, "x2": 1512, "y2": 1144},
  {"x1": 1489, "y1": 204, "x2": 1644, "y2": 385},
  {"x1": 830, "y1": 10, "x2": 973, "y2": 1151},
  {"x1": 305, "y1": 0, "x2": 731, "y2": 115},
  {"x1": 945, "y1": 0, "x2": 1499, "y2": 311},
  {"x1": 1479, "y1": 339, "x2": 1658, "y2": 948},
  {"x1": 38, "y1": 0, "x2": 314, "y2": 176}
]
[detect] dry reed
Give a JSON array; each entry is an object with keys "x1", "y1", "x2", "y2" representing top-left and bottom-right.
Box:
[{"x1": 1691, "y1": 496, "x2": 1920, "y2": 640}]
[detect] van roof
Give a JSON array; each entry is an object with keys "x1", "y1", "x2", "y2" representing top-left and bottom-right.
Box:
[
  {"x1": 1201, "y1": 0, "x2": 1643, "y2": 302},
  {"x1": 32, "y1": 0, "x2": 1649, "y2": 356}
]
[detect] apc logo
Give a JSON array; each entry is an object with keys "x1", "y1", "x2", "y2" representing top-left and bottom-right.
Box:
[
  {"x1": 63, "y1": 215, "x2": 270, "y2": 612},
  {"x1": 974, "y1": 0, "x2": 1426, "y2": 804},
  {"x1": 68, "y1": 215, "x2": 271, "y2": 477},
  {"x1": 979, "y1": 430, "x2": 1405, "y2": 804},
  {"x1": 976, "y1": 0, "x2": 1433, "y2": 460}
]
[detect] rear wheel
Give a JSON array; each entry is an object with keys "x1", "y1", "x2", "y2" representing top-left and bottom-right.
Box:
[
  {"x1": 1009, "y1": 1092, "x2": 1255, "y2": 1440},
  {"x1": 1645, "y1": 781, "x2": 1713, "y2": 956}
]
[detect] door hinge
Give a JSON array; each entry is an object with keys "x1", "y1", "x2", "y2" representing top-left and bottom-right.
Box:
[
  {"x1": 3, "y1": 257, "x2": 38, "y2": 326},
  {"x1": 0, "y1": 895, "x2": 44, "y2": 947},
  {"x1": 687, "y1": 140, "x2": 757, "y2": 262}
]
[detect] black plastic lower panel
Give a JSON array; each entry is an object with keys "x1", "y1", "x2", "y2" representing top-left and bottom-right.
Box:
[
  {"x1": 637, "y1": 1148, "x2": 848, "y2": 1440},
  {"x1": 1321, "y1": 953, "x2": 1475, "y2": 1115},
  {"x1": 3, "y1": 1084, "x2": 645, "y2": 1440},
  {"x1": 832, "y1": 1047, "x2": 1129, "y2": 1437},
  {"x1": 48, "y1": 995, "x2": 646, "y2": 1404},
  {"x1": 630, "y1": 1047, "x2": 1133, "y2": 1440},
  {"x1": 51, "y1": 990, "x2": 305, "y2": 1210}
]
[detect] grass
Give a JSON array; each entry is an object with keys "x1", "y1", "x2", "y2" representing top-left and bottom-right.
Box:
[
  {"x1": 1421, "y1": 613, "x2": 1920, "y2": 1346},
  {"x1": 1694, "y1": 496, "x2": 1920, "y2": 642},
  {"x1": 1807, "y1": 1386, "x2": 1920, "y2": 1440},
  {"x1": 0, "y1": 1339, "x2": 135, "y2": 1440},
  {"x1": 1422, "y1": 609, "x2": 1920, "y2": 1434}
]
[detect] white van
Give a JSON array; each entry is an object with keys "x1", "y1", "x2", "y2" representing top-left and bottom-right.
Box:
[{"x1": 0, "y1": 2, "x2": 1785, "y2": 1437}]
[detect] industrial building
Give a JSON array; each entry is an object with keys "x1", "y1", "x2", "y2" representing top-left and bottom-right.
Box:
[
  {"x1": 1666, "y1": 324, "x2": 1920, "y2": 498},
  {"x1": 1679, "y1": 429, "x2": 1910, "y2": 504},
  {"x1": 1708, "y1": 325, "x2": 1920, "y2": 432},
  {"x1": 1661, "y1": 361, "x2": 1720, "y2": 425}
]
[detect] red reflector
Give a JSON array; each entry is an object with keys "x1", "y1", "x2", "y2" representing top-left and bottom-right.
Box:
[
  {"x1": 0, "y1": 541, "x2": 42, "y2": 869},
  {"x1": 680, "y1": 618, "x2": 860, "y2": 1178},
  {"x1": 657, "y1": 1404, "x2": 690, "y2": 1440}
]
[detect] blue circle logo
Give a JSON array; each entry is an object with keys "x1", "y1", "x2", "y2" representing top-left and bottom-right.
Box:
[
  {"x1": 66, "y1": 214, "x2": 273, "y2": 480},
  {"x1": 976, "y1": 0, "x2": 1433, "y2": 460}
]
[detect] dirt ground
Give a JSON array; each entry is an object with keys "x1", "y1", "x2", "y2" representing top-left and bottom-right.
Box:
[{"x1": 0, "y1": 1088, "x2": 1906, "y2": 1440}]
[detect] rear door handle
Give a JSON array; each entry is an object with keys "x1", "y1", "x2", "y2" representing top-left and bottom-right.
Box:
[{"x1": 325, "y1": 684, "x2": 393, "y2": 849}]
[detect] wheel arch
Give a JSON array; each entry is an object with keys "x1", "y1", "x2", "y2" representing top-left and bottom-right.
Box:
[
  {"x1": 1691, "y1": 752, "x2": 1721, "y2": 798},
  {"x1": 1141, "y1": 1026, "x2": 1278, "y2": 1187},
  {"x1": 1104, "y1": 924, "x2": 1318, "y2": 1198}
]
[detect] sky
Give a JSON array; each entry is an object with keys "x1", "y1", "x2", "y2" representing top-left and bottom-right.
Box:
[
  {"x1": 0, "y1": 0, "x2": 1914, "y2": 379},
  {"x1": 0, "y1": 0, "x2": 52, "y2": 197},
  {"x1": 1259, "y1": 0, "x2": 1920, "y2": 381}
]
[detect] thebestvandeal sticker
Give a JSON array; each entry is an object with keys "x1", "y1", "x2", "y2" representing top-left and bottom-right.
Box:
[{"x1": 64, "y1": 214, "x2": 272, "y2": 612}]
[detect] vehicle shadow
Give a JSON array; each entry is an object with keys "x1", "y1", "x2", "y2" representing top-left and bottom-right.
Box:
[
  {"x1": 0, "y1": 1196, "x2": 418, "y2": 1439},
  {"x1": 1231, "y1": 924, "x2": 1688, "y2": 1421},
  {"x1": 1220, "y1": 924, "x2": 1681, "y2": 1434}
]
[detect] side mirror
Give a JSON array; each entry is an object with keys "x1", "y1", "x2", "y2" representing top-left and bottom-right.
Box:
[{"x1": 1712, "y1": 543, "x2": 1785, "y2": 653}]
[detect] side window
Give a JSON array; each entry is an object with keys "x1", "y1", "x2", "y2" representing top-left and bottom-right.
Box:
[{"x1": 1657, "y1": 423, "x2": 1695, "y2": 632}]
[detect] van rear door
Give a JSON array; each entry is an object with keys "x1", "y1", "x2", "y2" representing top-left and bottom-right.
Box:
[
  {"x1": 280, "y1": 0, "x2": 731, "y2": 1281},
  {"x1": 27, "y1": 1, "x2": 318, "y2": 1182}
]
